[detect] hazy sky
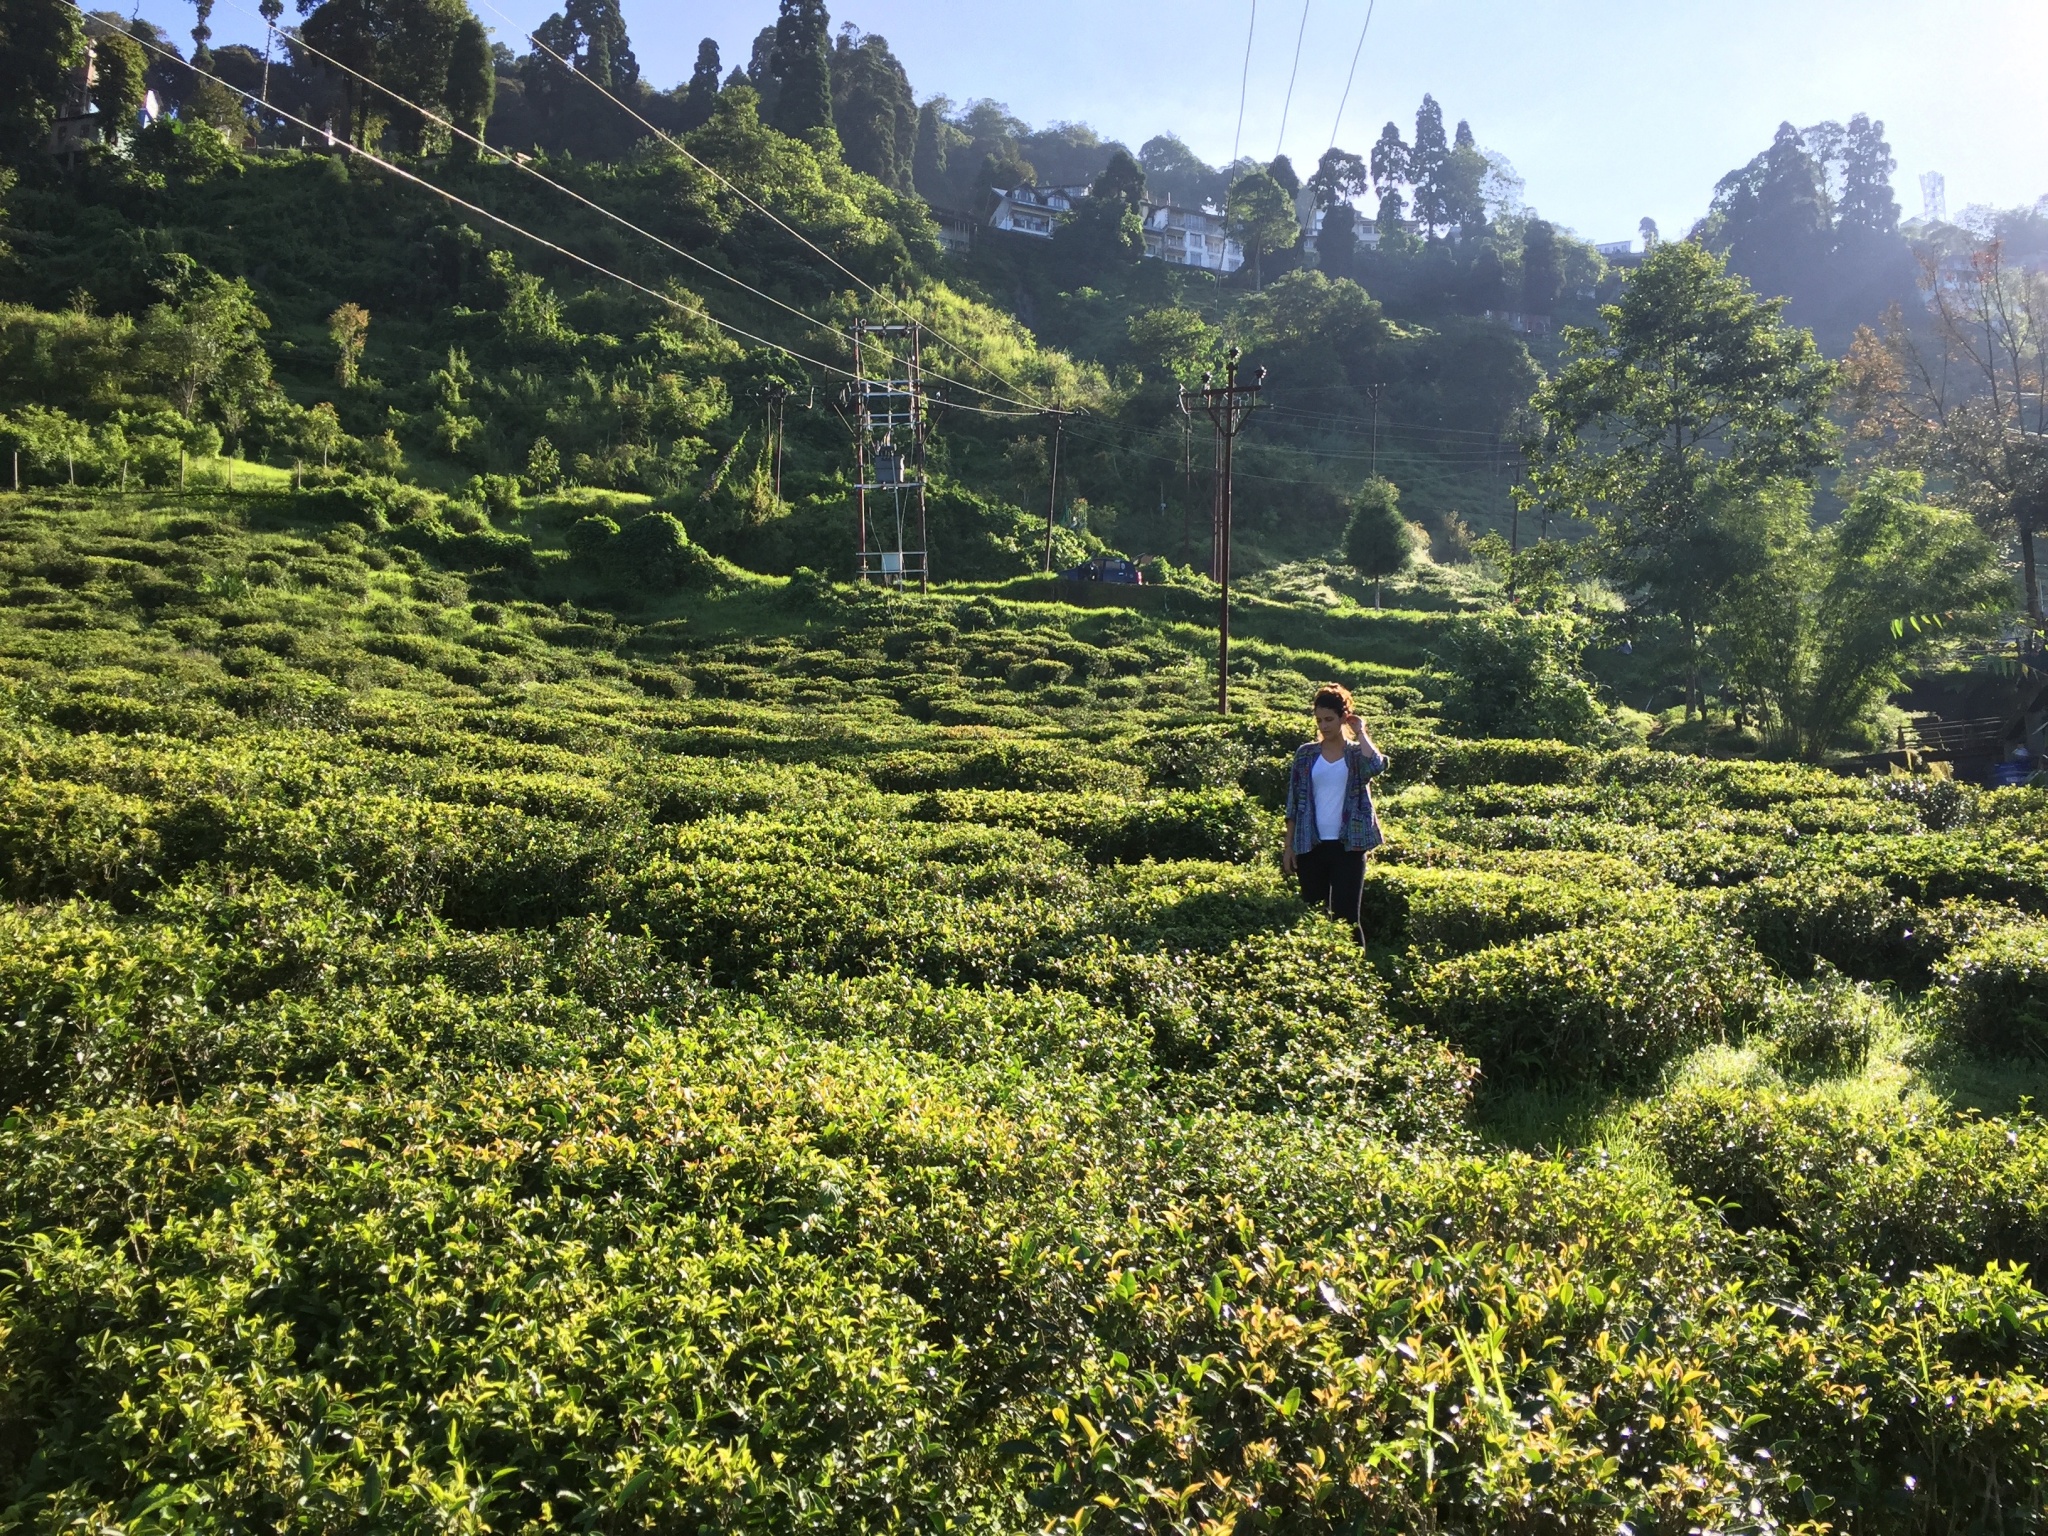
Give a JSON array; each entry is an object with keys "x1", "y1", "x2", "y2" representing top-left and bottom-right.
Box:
[{"x1": 207, "y1": 0, "x2": 2046, "y2": 241}]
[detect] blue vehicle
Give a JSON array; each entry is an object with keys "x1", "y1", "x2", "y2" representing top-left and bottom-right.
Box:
[{"x1": 1060, "y1": 555, "x2": 1144, "y2": 585}]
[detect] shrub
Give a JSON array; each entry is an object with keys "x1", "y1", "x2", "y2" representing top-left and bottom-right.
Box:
[
  {"x1": 1358, "y1": 865, "x2": 1641, "y2": 955},
  {"x1": 1712, "y1": 871, "x2": 1922, "y2": 982},
  {"x1": 565, "y1": 514, "x2": 620, "y2": 559},
  {"x1": 1934, "y1": 919, "x2": 2048, "y2": 1057},
  {"x1": 1421, "y1": 610, "x2": 1612, "y2": 744},
  {"x1": 1400, "y1": 736, "x2": 1596, "y2": 787},
  {"x1": 1407, "y1": 918, "x2": 1773, "y2": 1087},
  {"x1": 1759, "y1": 964, "x2": 1881, "y2": 1076},
  {"x1": 1641, "y1": 1082, "x2": 2048, "y2": 1279}
]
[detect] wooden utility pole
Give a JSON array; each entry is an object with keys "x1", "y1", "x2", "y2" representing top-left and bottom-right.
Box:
[
  {"x1": 1364, "y1": 381, "x2": 1385, "y2": 477},
  {"x1": 1179, "y1": 348, "x2": 1264, "y2": 716},
  {"x1": 1039, "y1": 404, "x2": 1075, "y2": 573}
]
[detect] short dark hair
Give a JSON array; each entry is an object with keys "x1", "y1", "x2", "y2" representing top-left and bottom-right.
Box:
[{"x1": 1312, "y1": 683, "x2": 1353, "y2": 715}]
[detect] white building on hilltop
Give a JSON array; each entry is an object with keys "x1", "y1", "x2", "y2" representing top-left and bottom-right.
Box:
[{"x1": 987, "y1": 187, "x2": 1245, "y2": 275}]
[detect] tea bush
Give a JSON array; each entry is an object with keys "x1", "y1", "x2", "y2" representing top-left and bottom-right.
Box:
[
  {"x1": 1934, "y1": 917, "x2": 2048, "y2": 1057},
  {"x1": 1643, "y1": 1082, "x2": 2048, "y2": 1280},
  {"x1": 1, "y1": 488, "x2": 2047, "y2": 1527},
  {"x1": 1406, "y1": 918, "x2": 1775, "y2": 1087}
]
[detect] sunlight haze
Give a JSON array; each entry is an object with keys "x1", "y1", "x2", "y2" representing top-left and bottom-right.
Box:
[{"x1": 346, "y1": 0, "x2": 2048, "y2": 238}]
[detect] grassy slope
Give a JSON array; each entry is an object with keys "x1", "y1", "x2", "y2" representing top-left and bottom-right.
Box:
[{"x1": 3, "y1": 484, "x2": 2048, "y2": 1527}]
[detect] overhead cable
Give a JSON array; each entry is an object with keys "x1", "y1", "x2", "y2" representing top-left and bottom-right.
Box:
[
  {"x1": 84, "y1": 6, "x2": 864, "y2": 384},
  {"x1": 469, "y1": 0, "x2": 1051, "y2": 414},
  {"x1": 1328, "y1": 0, "x2": 1378, "y2": 151},
  {"x1": 1276, "y1": 0, "x2": 1312, "y2": 157},
  {"x1": 223, "y1": 0, "x2": 858, "y2": 355},
  {"x1": 1232, "y1": 0, "x2": 1259, "y2": 167}
]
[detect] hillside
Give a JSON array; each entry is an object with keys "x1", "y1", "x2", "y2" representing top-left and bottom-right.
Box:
[{"x1": 1, "y1": 480, "x2": 2047, "y2": 1524}]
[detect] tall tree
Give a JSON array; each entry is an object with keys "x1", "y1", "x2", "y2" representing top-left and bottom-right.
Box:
[
  {"x1": 1307, "y1": 147, "x2": 1367, "y2": 211},
  {"x1": 1520, "y1": 219, "x2": 1561, "y2": 315},
  {"x1": 301, "y1": 0, "x2": 466, "y2": 147},
  {"x1": 1705, "y1": 121, "x2": 1830, "y2": 305},
  {"x1": 912, "y1": 99, "x2": 948, "y2": 199},
  {"x1": 1343, "y1": 477, "x2": 1413, "y2": 608},
  {"x1": 769, "y1": 0, "x2": 832, "y2": 143},
  {"x1": 1836, "y1": 112, "x2": 1900, "y2": 242},
  {"x1": 1520, "y1": 240, "x2": 1840, "y2": 714},
  {"x1": 1055, "y1": 147, "x2": 1146, "y2": 276},
  {"x1": 1139, "y1": 133, "x2": 1221, "y2": 208},
  {"x1": 1317, "y1": 203, "x2": 1359, "y2": 277},
  {"x1": 1369, "y1": 120, "x2": 1409, "y2": 243},
  {"x1": 1408, "y1": 94, "x2": 1449, "y2": 237},
  {"x1": 444, "y1": 13, "x2": 493, "y2": 159},
  {"x1": 830, "y1": 27, "x2": 913, "y2": 189},
  {"x1": 1, "y1": 0, "x2": 85, "y2": 161},
  {"x1": 1226, "y1": 167, "x2": 1298, "y2": 290},
  {"x1": 678, "y1": 38, "x2": 720, "y2": 130},
  {"x1": 191, "y1": 0, "x2": 215, "y2": 65},
  {"x1": 1443, "y1": 119, "x2": 1488, "y2": 234},
  {"x1": 1722, "y1": 473, "x2": 2009, "y2": 757},
  {"x1": 1267, "y1": 154, "x2": 1300, "y2": 200},
  {"x1": 1844, "y1": 243, "x2": 2048, "y2": 620},
  {"x1": 561, "y1": 0, "x2": 635, "y2": 92},
  {"x1": 90, "y1": 27, "x2": 148, "y2": 145}
]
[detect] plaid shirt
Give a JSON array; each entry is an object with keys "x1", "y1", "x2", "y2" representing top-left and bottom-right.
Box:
[{"x1": 1285, "y1": 741, "x2": 1388, "y2": 855}]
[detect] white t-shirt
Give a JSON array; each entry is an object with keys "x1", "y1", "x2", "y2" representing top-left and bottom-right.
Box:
[{"x1": 1310, "y1": 752, "x2": 1348, "y2": 843}]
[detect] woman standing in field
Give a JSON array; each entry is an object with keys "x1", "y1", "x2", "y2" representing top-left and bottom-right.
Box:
[{"x1": 1281, "y1": 683, "x2": 1388, "y2": 943}]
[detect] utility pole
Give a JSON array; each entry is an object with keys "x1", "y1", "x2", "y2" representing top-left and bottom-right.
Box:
[
  {"x1": 764, "y1": 382, "x2": 791, "y2": 502},
  {"x1": 1180, "y1": 348, "x2": 1265, "y2": 716},
  {"x1": 1039, "y1": 404, "x2": 1075, "y2": 574},
  {"x1": 1364, "y1": 381, "x2": 1385, "y2": 477}
]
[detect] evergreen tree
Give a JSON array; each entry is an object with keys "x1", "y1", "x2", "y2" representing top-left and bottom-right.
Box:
[
  {"x1": 444, "y1": 14, "x2": 494, "y2": 160},
  {"x1": 1093, "y1": 147, "x2": 1146, "y2": 209},
  {"x1": 1343, "y1": 477, "x2": 1413, "y2": 607},
  {"x1": 1369, "y1": 121, "x2": 1409, "y2": 242},
  {"x1": 89, "y1": 27, "x2": 148, "y2": 145},
  {"x1": 1408, "y1": 95, "x2": 1449, "y2": 236},
  {"x1": 678, "y1": 39, "x2": 720, "y2": 130},
  {"x1": 1639, "y1": 216, "x2": 1660, "y2": 250},
  {"x1": 1520, "y1": 241, "x2": 1839, "y2": 715},
  {"x1": 1836, "y1": 113, "x2": 1899, "y2": 241},
  {"x1": 1139, "y1": 133, "x2": 1222, "y2": 208},
  {"x1": 744, "y1": 26, "x2": 780, "y2": 119},
  {"x1": 1317, "y1": 203, "x2": 1359, "y2": 278},
  {"x1": 191, "y1": 0, "x2": 214, "y2": 65},
  {"x1": 1226, "y1": 167, "x2": 1298, "y2": 289},
  {"x1": 1055, "y1": 147, "x2": 1146, "y2": 275},
  {"x1": 1267, "y1": 154, "x2": 1300, "y2": 200},
  {"x1": 1521, "y1": 219, "x2": 1561, "y2": 315},
  {"x1": 562, "y1": 0, "x2": 636, "y2": 92},
  {"x1": 1307, "y1": 147, "x2": 1367, "y2": 210},
  {"x1": 912, "y1": 99, "x2": 948, "y2": 199},
  {"x1": 1707, "y1": 121, "x2": 1829, "y2": 305},
  {"x1": 1444, "y1": 119, "x2": 1489, "y2": 234},
  {"x1": 830, "y1": 27, "x2": 914, "y2": 189},
  {"x1": 770, "y1": 0, "x2": 833, "y2": 144}
]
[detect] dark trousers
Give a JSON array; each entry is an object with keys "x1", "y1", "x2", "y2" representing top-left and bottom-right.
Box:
[{"x1": 1296, "y1": 840, "x2": 1366, "y2": 942}]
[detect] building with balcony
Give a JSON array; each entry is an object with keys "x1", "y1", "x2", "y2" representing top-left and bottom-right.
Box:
[{"x1": 988, "y1": 187, "x2": 1245, "y2": 275}]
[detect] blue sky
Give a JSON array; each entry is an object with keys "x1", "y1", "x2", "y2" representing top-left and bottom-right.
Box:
[{"x1": 204, "y1": 0, "x2": 2046, "y2": 242}]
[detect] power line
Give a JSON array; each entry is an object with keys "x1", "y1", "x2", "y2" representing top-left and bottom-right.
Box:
[
  {"x1": 1328, "y1": 0, "x2": 1378, "y2": 151},
  {"x1": 1276, "y1": 0, "x2": 1312, "y2": 157},
  {"x1": 87, "y1": 8, "x2": 867, "y2": 386},
  {"x1": 227, "y1": 0, "x2": 859, "y2": 356},
  {"x1": 469, "y1": 0, "x2": 1051, "y2": 416},
  {"x1": 1232, "y1": 0, "x2": 1259, "y2": 167}
]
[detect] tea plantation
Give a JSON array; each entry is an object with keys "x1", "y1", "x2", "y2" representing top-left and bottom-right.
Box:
[{"x1": 4, "y1": 480, "x2": 2048, "y2": 1533}]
